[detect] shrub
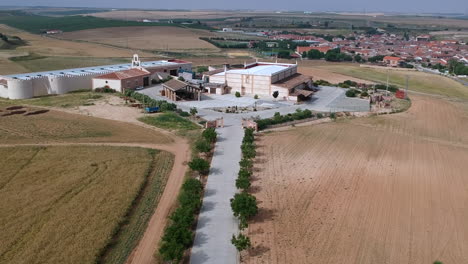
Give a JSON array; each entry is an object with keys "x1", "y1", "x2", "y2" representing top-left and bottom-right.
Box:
[
  {"x1": 238, "y1": 168, "x2": 252, "y2": 179},
  {"x1": 241, "y1": 143, "x2": 256, "y2": 159},
  {"x1": 188, "y1": 158, "x2": 210, "y2": 174},
  {"x1": 345, "y1": 89, "x2": 357, "y2": 97},
  {"x1": 235, "y1": 91, "x2": 241, "y2": 97},
  {"x1": 254, "y1": 94, "x2": 259, "y2": 99},
  {"x1": 330, "y1": 112, "x2": 336, "y2": 119},
  {"x1": 272, "y1": 91, "x2": 279, "y2": 99},
  {"x1": 179, "y1": 111, "x2": 190, "y2": 117},
  {"x1": 94, "y1": 87, "x2": 116, "y2": 93},
  {"x1": 202, "y1": 128, "x2": 217, "y2": 143},
  {"x1": 195, "y1": 139, "x2": 211, "y2": 153},
  {"x1": 230, "y1": 192, "x2": 258, "y2": 220},
  {"x1": 361, "y1": 91, "x2": 369, "y2": 97},
  {"x1": 178, "y1": 76, "x2": 185, "y2": 81},
  {"x1": 231, "y1": 234, "x2": 251, "y2": 252},
  {"x1": 239, "y1": 158, "x2": 253, "y2": 169},
  {"x1": 190, "y1": 107, "x2": 198, "y2": 116},
  {"x1": 317, "y1": 113, "x2": 324, "y2": 118},
  {"x1": 236, "y1": 175, "x2": 251, "y2": 190}
]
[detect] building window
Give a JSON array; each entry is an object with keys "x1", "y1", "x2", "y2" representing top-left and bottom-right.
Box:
[{"x1": 105, "y1": 81, "x2": 108, "y2": 84}]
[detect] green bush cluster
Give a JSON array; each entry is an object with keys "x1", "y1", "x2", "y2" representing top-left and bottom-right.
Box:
[
  {"x1": 230, "y1": 128, "x2": 258, "y2": 252},
  {"x1": 313, "y1": 79, "x2": 332, "y2": 87},
  {"x1": 345, "y1": 89, "x2": 358, "y2": 97},
  {"x1": 159, "y1": 178, "x2": 203, "y2": 263},
  {"x1": 124, "y1": 90, "x2": 177, "y2": 111},
  {"x1": 374, "y1": 84, "x2": 399, "y2": 93},
  {"x1": 94, "y1": 87, "x2": 116, "y2": 93},
  {"x1": 256, "y1": 109, "x2": 313, "y2": 130},
  {"x1": 199, "y1": 37, "x2": 249, "y2": 49}
]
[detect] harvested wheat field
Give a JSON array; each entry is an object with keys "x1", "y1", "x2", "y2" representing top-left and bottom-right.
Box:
[
  {"x1": 0, "y1": 145, "x2": 173, "y2": 264},
  {"x1": 60, "y1": 26, "x2": 219, "y2": 52},
  {"x1": 0, "y1": 105, "x2": 172, "y2": 144},
  {"x1": 246, "y1": 95, "x2": 468, "y2": 264}
]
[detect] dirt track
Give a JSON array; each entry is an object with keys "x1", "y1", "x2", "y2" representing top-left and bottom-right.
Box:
[{"x1": 246, "y1": 95, "x2": 468, "y2": 264}]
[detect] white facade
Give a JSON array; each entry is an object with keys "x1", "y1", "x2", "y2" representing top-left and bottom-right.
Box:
[
  {"x1": 92, "y1": 79, "x2": 123, "y2": 92},
  {"x1": 0, "y1": 58, "x2": 192, "y2": 99},
  {"x1": 209, "y1": 62, "x2": 298, "y2": 100}
]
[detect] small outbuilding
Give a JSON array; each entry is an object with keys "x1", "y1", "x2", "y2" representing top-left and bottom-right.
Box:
[
  {"x1": 162, "y1": 79, "x2": 202, "y2": 101},
  {"x1": 92, "y1": 68, "x2": 150, "y2": 93}
]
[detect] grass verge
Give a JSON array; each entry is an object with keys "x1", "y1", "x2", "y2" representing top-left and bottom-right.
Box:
[{"x1": 139, "y1": 112, "x2": 200, "y2": 132}]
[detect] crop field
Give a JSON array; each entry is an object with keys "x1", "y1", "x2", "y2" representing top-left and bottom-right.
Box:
[
  {"x1": 313, "y1": 64, "x2": 468, "y2": 100},
  {"x1": 0, "y1": 105, "x2": 172, "y2": 144},
  {"x1": 246, "y1": 94, "x2": 468, "y2": 264},
  {"x1": 60, "y1": 26, "x2": 219, "y2": 53},
  {"x1": 0, "y1": 145, "x2": 173, "y2": 264}
]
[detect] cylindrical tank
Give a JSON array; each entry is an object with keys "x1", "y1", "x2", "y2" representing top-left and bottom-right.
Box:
[{"x1": 8, "y1": 79, "x2": 33, "y2": 99}]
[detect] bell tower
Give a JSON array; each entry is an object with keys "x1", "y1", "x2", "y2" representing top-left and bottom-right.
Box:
[{"x1": 131, "y1": 54, "x2": 141, "y2": 68}]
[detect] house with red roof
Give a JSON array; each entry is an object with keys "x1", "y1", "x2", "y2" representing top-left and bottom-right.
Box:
[
  {"x1": 92, "y1": 68, "x2": 151, "y2": 93},
  {"x1": 383, "y1": 56, "x2": 402, "y2": 67}
]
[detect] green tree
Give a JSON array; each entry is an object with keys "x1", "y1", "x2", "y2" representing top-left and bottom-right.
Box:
[
  {"x1": 197, "y1": 66, "x2": 209, "y2": 73},
  {"x1": 235, "y1": 91, "x2": 241, "y2": 97},
  {"x1": 190, "y1": 107, "x2": 198, "y2": 116},
  {"x1": 354, "y1": 54, "x2": 363, "y2": 62},
  {"x1": 236, "y1": 175, "x2": 251, "y2": 190},
  {"x1": 188, "y1": 158, "x2": 210, "y2": 174},
  {"x1": 230, "y1": 192, "x2": 258, "y2": 220},
  {"x1": 195, "y1": 139, "x2": 211, "y2": 153},
  {"x1": 231, "y1": 233, "x2": 251, "y2": 252},
  {"x1": 272, "y1": 91, "x2": 279, "y2": 99},
  {"x1": 202, "y1": 127, "x2": 217, "y2": 143},
  {"x1": 307, "y1": 49, "x2": 324, "y2": 59}
]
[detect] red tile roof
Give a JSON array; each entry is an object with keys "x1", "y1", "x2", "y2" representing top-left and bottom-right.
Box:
[
  {"x1": 383, "y1": 56, "x2": 402, "y2": 61},
  {"x1": 94, "y1": 68, "x2": 150, "y2": 80}
]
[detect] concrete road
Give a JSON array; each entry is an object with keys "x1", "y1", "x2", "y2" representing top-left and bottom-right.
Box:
[{"x1": 190, "y1": 119, "x2": 244, "y2": 264}]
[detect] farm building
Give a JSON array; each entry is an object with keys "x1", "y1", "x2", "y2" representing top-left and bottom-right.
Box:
[
  {"x1": 0, "y1": 54, "x2": 192, "y2": 99},
  {"x1": 92, "y1": 68, "x2": 151, "y2": 93},
  {"x1": 162, "y1": 79, "x2": 202, "y2": 101},
  {"x1": 206, "y1": 62, "x2": 314, "y2": 101}
]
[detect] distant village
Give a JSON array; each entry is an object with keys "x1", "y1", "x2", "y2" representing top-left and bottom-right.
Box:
[{"x1": 218, "y1": 28, "x2": 468, "y2": 74}]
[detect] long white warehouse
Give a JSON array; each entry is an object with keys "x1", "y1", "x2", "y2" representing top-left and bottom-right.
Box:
[{"x1": 0, "y1": 56, "x2": 192, "y2": 99}]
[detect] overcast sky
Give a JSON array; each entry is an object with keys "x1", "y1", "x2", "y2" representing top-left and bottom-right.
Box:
[{"x1": 1, "y1": 0, "x2": 467, "y2": 14}]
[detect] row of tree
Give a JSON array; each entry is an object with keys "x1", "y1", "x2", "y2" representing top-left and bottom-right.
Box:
[
  {"x1": 230, "y1": 128, "x2": 258, "y2": 255},
  {"x1": 256, "y1": 109, "x2": 314, "y2": 130},
  {"x1": 158, "y1": 128, "x2": 217, "y2": 263}
]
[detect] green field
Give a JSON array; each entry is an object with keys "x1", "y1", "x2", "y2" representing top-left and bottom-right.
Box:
[
  {"x1": 0, "y1": 145, "x2": 173, "y2": 264},
  {"x1": 139, "y1": 112, "x2": 200, "y2": 131},
  {"x1": 318, "y1": 64, "x2": 468, "y2": 100}
]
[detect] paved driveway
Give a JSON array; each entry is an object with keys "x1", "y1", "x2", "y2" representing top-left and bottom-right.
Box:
[{"x1": 190, "y1": 119, "x2": 243, "y2": 264}]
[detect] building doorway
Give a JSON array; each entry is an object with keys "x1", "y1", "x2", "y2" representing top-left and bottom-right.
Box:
[{"x1": 143, "y1": 76, "x2": 149, "y2": 86}]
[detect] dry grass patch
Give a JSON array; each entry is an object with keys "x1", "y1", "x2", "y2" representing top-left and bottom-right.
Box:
[
  {"x1": 0, "y1": 105, "x2": 172, "y2": 144},
  {"x1": 246, "y1": 95, "x2": 468, "y2": 264},
  {"x1": 0, "y1": 145, "x2": 172, "y2": 264}
]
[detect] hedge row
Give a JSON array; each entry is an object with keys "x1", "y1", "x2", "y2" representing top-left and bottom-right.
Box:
[
  {"x1": 158, "y1": 178, "x2": 203, "y2": 263},
  {"x1": 256, "y1": 109, "x2": 313, "y2": 130},
  {"x1": 158, "y1": 128, "x2": 217, "y2": 263},
  {"x1": 230, "y1": 128, "x2": 258, "y2": 252},
  {"x1": 124, "y1": 90, "x2": 177, "y2": 112}
]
